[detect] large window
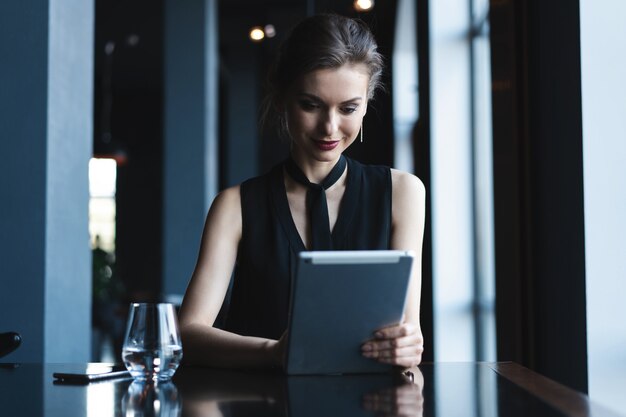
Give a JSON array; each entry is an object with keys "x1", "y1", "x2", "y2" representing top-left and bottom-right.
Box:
[
  {"x1": 88, "y1": 158, "x2": 117, "y2": 252},
  {"x1": 580, "y1": 0, "x2": 626, "y2": 413},
  {"x1": 425, "y1": 0, "x2": 496, "y2": 412},
  {"x1": 392, "y1": 0, "x2": 418, "y2": 173},
  {"x1": 89, "y1": 157, "x2": 118, "y2": 362},
  {"x1": 423, "y1": 0, "x2": 495, "y2": 362},
  {"x1": 393, "y1": 0, "x2": 495, "y2": 364},
  {"x1": 470, "y1": 0, "x2": 496, "y2": 363}
]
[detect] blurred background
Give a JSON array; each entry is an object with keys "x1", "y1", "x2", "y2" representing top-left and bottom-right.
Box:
[{"x1": 1, "y1": 0, "x2": 625, "y2": 414}]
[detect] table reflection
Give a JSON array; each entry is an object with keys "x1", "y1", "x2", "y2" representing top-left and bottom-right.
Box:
[
  {"x1": 1, "y1": 363, "x2": 592, "y2": 417},
  {"x1": 174, "y1": 367, "x2": 425, "y2": 417},
  {"x1": 362, "y1": 378, "x2": 425, "y2": 416}
]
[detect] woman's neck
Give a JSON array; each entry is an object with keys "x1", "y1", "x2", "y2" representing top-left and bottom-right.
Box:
[{"x1": 289, "y1": 153, "x2": 343, "y2": 184}]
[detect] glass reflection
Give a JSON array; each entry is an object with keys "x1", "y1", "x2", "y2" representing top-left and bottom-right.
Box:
[{"x1": 122, "y1": 381, "x2": 181, "y2": 417}]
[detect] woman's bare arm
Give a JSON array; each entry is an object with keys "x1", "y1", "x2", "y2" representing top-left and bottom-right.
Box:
[
  {"x1": 361, "y1": 170, "x2": 426, "y2": 368},
  {"x1": 178, "y1": 186, "x2": 282, "y2": 369},
  {"x1": 390, "y1": 170, "x2": 425, "y2": 331}
]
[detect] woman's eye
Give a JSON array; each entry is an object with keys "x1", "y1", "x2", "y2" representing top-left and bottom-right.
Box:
[
  {"x1": 341, "y1": 106, "x2": 358, "y2": 114},
  {"x1": 299, "y1": 101, "x2": 319, "y2": 111}
]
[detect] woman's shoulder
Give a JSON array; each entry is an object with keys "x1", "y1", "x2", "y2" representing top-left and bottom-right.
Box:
[
  {"x1": 210, "y1": 184, "x2": 241, "y2": 214},
  {"x1": 390, "y1": 169, "x2": 426, "y2": 203},
  {"x1": 390, "y1": 169, "x2": 425, "y2": 229},
  {"x1": 348, "y1": 158, "x2": 424, "y2": 193}
]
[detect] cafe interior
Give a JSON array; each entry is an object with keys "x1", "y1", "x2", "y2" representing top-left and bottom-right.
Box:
[{"x1": 1, "y1": 0, "x2": 625, "y2": 416}]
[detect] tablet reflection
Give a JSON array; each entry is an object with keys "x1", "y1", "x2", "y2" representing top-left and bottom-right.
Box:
[
  {"x1": 176, "y1": 367, "x2": 424, "y2": 417},
  {"x1": 287, "y1": 370, "x2": 424, "y2": 417}
]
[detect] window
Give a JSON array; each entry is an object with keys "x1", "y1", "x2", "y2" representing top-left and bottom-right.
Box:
[
  {"x1": 427, "y1": 0, "x2": 495, "y2": 362},
  {"x1": 88, "y1": 158, "x2": 117, "y2": 252},
  {"x1": 581, "y1": 0, "x2": 626, "y2": 413}
]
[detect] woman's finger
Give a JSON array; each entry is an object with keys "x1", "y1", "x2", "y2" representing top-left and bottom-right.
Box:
[
  {"x1": 379, "y1": 355, "x2": 423, "y2": 368},
  {"x1": 361, "y1": 334, "x2": 423, "y2": 359},
  {"x1": 374, "y1": 323, "x2": 418, "y2": 339},
  {"x1": 363, "y1": 344, "x2": 423, "y2": 360},
  {"x1": 363, "y1": 332, "x2": 423, "y2": 351}
]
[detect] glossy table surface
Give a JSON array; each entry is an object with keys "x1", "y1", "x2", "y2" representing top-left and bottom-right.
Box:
[{"x1": 0, "y1": 362, "x2": 621, "y2": 417}]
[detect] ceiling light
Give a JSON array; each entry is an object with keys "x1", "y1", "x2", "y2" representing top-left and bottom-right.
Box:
[
  {"x1": 249, "y1": 26, "x2": 265, "y2": 42},
  {"x1": 264, "y1": 24, "x2": 276, "y2": 38},
  {"x1": 354, "y1": 0, "x2": 374, "y2": 12}
]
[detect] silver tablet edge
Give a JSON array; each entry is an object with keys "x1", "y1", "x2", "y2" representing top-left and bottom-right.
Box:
[{"x1": 300, "y1": 250, "x2": 415, "y2": 265}]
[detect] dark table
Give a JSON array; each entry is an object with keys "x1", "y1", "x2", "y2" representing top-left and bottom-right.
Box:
[{"x1": 0, "y1": 362, "x2": 621, "y2": 417}]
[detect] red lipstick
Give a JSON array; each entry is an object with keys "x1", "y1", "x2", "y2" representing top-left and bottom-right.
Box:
[{"x1": 314, "y1": 140, "x2": 340, "y2": 151}]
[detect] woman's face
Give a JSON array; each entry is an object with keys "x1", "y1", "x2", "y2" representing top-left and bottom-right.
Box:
[{"x1": 284, "y1": 64, "x2": 369, "y2": 164}]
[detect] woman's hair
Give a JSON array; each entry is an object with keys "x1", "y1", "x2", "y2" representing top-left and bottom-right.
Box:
[{"x1": 261, "y1": 14, "x2": 385, "y2": 138}]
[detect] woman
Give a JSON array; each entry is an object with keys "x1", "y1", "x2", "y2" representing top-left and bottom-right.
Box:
[{"x1": 178, "y1": 14, "x2": 425, "y2": 370}]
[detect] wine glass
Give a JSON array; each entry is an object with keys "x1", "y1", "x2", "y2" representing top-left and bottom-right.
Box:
[{"x1": 122, "y1": 303, "x2": 183, "y2": 381}]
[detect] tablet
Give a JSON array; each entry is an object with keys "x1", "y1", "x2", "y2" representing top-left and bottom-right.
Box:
[{"x1": 285, "y1": 250, "x2": 414, "y2": 375}]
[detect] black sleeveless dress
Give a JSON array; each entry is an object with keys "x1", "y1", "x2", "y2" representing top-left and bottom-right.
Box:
[{"x1": 223, "y1": 157, "x2": 392, "y2": 339}]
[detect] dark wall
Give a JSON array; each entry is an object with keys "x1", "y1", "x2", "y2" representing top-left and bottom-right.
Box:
[{"x1": 94, "y1": 0, "x2": 164, "y2": 301}]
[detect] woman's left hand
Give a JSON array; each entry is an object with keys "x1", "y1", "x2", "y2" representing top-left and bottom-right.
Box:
[{"x1": 361, "y1": 322, "x2": 424, "y2": 368}]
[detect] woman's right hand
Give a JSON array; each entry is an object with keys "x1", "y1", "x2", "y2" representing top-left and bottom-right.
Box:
[{"x1": 361, "y1": 322, "x2": 424, "y2": 369}]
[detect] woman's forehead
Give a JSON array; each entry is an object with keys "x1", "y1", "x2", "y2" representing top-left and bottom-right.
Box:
[{"x1": 292, "y1": 64, "x2": 370, "y2": 101}]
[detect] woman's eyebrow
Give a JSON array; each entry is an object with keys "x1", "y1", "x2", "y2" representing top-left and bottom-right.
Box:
[{"x1": 297, "y1": 92, "x2": 363, "y2": 104}]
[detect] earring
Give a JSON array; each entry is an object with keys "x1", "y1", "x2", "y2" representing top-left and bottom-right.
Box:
[{"x1": 360, "y1": 124, "x2": 363, "y2": 143}]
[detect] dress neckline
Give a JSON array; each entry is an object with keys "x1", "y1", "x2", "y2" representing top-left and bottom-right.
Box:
[{"x1": 270, "y1": 157, "x2": 361, "y2": 252}]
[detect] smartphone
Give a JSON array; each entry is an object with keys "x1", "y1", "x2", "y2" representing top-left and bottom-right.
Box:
[{"x1": 53, "y1": 363, "x2": 131, "y2": 384}]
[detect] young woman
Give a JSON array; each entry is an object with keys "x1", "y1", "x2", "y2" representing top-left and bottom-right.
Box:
[{"x1": 178, "y1": 14, "x2": 425, "y2": 370}]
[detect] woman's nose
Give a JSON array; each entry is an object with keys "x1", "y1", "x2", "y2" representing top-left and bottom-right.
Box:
[{"x1": 321, "y1": 111, "x2": 339, "y2": 136}]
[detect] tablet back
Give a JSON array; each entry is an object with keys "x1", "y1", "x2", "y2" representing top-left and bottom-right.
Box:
[{"x1": 285, "y1": 250, "x2": 414, "y2": 375}]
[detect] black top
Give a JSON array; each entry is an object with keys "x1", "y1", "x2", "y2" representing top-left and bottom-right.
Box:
[{"x1": 223, "y1": 157, "x2": 392, "y2": 339}]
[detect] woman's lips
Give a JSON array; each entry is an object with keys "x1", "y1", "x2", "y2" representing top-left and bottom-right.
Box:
[{"x1": 314, "y1": 140, "x2": 340, "y2": 151}]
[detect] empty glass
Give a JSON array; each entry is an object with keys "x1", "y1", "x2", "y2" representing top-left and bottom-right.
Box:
[{"x1": 122, "y1": 303, "x2": 183, "y2": 381}]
